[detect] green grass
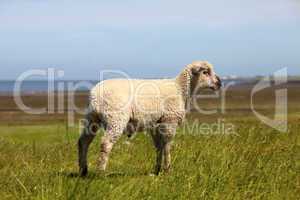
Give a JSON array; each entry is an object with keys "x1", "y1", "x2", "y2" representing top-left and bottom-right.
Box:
[{"x1": 0, "y1": 118, "x2": 300, "y2": 200}]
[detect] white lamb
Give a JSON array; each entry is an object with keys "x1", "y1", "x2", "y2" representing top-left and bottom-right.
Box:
[{"x1": 78, "y1": 61, "x2": 221, "y2": 176}]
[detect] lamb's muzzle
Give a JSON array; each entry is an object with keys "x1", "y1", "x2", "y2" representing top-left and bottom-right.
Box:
[
  {"x1": 211, "y1": 75, "x2": 222, "y2": 90},
  {"x1": 216, "y1": 75, "x2": 222, "y2": 89}
]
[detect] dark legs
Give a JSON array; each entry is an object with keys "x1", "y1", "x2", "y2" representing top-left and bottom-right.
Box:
[
  {"x1": 78, "y1": 112, "x2": 177, "y2": 176},
  {"x1": 78, "y1": 114, "x2": 99, "y2": 176}
]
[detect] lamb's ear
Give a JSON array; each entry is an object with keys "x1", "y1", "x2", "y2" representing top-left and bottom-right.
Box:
[{"x1": 191, "y1": 66, "x2": 204, "y2": 75}]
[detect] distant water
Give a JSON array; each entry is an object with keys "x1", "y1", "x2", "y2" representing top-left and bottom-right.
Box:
[
  {"x1": 0, "y1": 79, "x2": 252, "y2": 93},
  {"x1": 0, "y1": 80, "x2": 98, "y2": 93}
]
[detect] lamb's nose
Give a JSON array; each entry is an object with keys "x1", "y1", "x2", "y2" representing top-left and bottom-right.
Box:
[{"x1": 216, "y1": 76, "x2": 222, "y2": 89}]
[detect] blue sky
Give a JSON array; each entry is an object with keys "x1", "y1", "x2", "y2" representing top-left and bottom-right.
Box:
[{"x1": 0, "y1": 0, "x2": 299, "y2": 79}]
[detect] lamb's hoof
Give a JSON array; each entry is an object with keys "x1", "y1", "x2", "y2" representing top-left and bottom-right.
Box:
[
  {"x1": 163, "y1": 167, "x2": 171, "y2": 174},
  {"x1": 154, "y1": 168, "x2": 161, "y2": 175},
  {"x1": 79, "y1": 167, "x2": 88, "y2": 177}
]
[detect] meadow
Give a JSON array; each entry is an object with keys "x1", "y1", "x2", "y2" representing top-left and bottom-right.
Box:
[{"x1": 0, "y1": 82, "x2": 299, "y2": 199}]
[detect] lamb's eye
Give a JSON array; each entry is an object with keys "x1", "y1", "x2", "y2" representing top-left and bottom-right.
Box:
[{"x1": 203, "y1": 71, "x2": 209, "y2": 75}]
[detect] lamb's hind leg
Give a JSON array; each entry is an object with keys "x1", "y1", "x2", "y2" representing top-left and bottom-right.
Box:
[
  {"x1": 97, "y1": 122, "x2": 127, "y2": 171},
  {"x1": 78, "y1": 114, "x2": 99, "y2": 176}
]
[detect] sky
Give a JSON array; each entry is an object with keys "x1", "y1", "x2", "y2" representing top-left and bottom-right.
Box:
[{"x1": 0, "y1": 0, "x2": 299, "y2": 80}]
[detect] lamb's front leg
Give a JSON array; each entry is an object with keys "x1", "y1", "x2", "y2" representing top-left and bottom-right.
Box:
[
  {"x1": 155, "y1": 147, "x2": 163, "y2": 175},
  {"x1": 152, "y1": 122, "x2": 176, "y2": 174},
  {"x1": 163, "y1": 142, "x2": 172, "y2": 172},
  {"x1": 149, "y1": 128, "x2": 163, "y2": 175},
  {"x1": 161, "y1": 123, "x2": 176, "y2": 173}
]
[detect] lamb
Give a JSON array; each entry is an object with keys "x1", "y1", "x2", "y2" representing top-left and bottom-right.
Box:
[{"x1": 78, "y1": 61, "x2": 221, "y2": 176}]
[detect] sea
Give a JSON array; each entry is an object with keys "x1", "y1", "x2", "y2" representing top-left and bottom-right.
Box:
[
  {"x1": 0, "y1": 80, "x2": 99, "y2": 93},
  {"x1": 0, "y1": 79, "x2": 254, "y2": 94}
]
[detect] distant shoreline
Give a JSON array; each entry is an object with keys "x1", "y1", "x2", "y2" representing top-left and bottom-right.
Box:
[{"x1": 0, "y1": 79, "x2": 299, "y2": 95}]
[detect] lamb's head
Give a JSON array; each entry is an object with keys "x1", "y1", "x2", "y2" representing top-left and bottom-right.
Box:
[{"x1": 188, "y1": 61, "x2": 222, "y2": 92}]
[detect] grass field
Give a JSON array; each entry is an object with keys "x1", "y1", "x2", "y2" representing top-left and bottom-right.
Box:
[{"x1": 0, "y1": 83, "x2": 299, "y2": 199}]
